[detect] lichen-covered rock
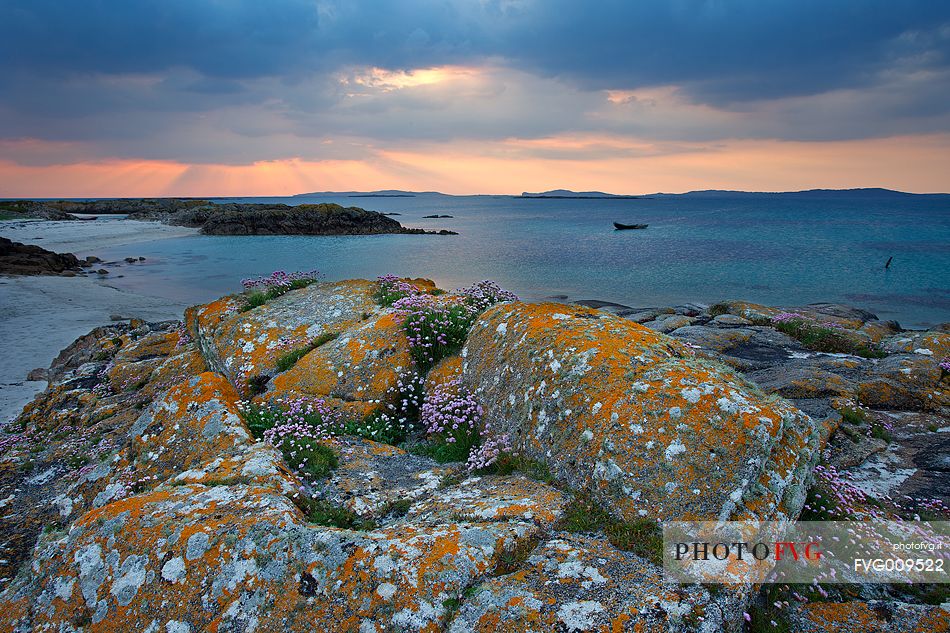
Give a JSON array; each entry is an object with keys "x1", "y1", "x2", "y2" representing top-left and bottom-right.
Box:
[
  {"x1": 709, "y1": 300, "x2": 778, "y2": 323},
  {"x1": 318, "y1": 438, "x2": 450, "y2": 519},
  {"x1": 0, "y1": 320, "x2": 205, "y2": 586},
  {"x1": 642, "y1": 314, "x2": 694, "y2": 333},
  {"x1": 449, "y1": 534, "x2": 744, "y2": 633},
  {"x1": 824, "y1": 410, "x2": 950, "y2": 511},
  {"x1": 425, "y1": 356, "x2": 464, "y2": 393},
  {"x1": 464, "y1": 302, "x2": 820, "y2": 522},
  {"x1": 4, "y1": 280, "x2": 943, "y2": 632},
  {"x1": 124, "y1": 372, "x2": 258, "y2": 487},
  {"x1": 2, "y1": 482, "x2": 543, "y2": 633},
  {"x1": 186, "y1": 279, "x2": 379, "y2": 393},
  {"x1": 269, "y1": 312, "x2": 412, "y2": 417},
  {"x1": 407, "y1": 475, "x2": 572, "y2": 528},
  {"x1": 882, "y1": 330, "x2": 950, "y2": 359},
  {"x1": 785, "y1": 600, "x2": 950, "y2": 633},
  {"x1": 857, "y1": 354, "x2": 948, "y2": 412}
]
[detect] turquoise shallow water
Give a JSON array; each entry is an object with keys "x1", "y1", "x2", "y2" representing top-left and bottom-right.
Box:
[{"x1": 95, "y1": 193, "x2": 950, "y2": 328}]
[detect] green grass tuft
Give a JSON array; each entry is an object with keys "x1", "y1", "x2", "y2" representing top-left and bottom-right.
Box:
[
  {"x1": 406, "y1": 439, "x2": 472, "y2": 464},
  {"x1": 839, "y1": 406, "x2": 867, "y2": 425},
  {"x1": 556, "y1": 495, "x2": 663, "y2": 565},
  {"x1": 478, "y1": 454, "x2": 554, "y2": 483},
  {"x1": 773, "y1": 318, "x2": 886, "y2": 358},
  {"x1": 275, "y1": 438, "x2": 338, "y2": 480},
  {"x1": 274, "y1": 332, "x2": 339, "y2": 373},
  {"x1": 306, "y1": 498, "x2": 377, "y2": 530}
]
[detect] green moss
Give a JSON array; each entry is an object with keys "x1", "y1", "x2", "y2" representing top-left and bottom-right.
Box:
[
  {"x1": 747, "y1": 584, "x2": 793, "y2": 633},
  {"x1": 869, "y1": 420, "x2": 893, "y2": 443},
  {"x1": 439, "y1": 472, "x2": 465, "y2": 488},
  {"x1": 478, "y1": 454, "x2": 554, "y2": 483},
  {"x1": 64, "y1": 453, "x2": 90, "y2": 469},
  {"x1": 240, "y1": 279, "x2": 317, "y2": 312},
  {"x1": 773, "y1": 319, "x2": 886, "y2": 358},
  {"x1": 708, "y1": 302, "x2": 731, "y2": 317},
  {"x1": 556, "y1": 495, "x2": 663, "y2": 566},
  {"x1": 403, "y1": 303, "x2": 475, "y2": 371},
  {"x1": 901, "y1": 583, "x2": 950, "y2": 605},
  {"x1": 383, "y1": 498, "x2": 413, "y2": 517},
  {"x1": 343, "y1": 413, "x2": 405, "y2": 445},
  {"x1": 240, "y1": 400, "x2": 280, "y2": 439},
  {"x1": 240, "y1": 291, "x2": 269, "y2": 312},
  {"x1": 306, "y1": 498, "x2": 377, "y2": 530},
  {"x1": 274, "y1": 331, "x2": 339, "y2": 373}
]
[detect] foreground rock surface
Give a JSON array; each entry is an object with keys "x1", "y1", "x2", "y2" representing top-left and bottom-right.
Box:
[
  {"x1": 0, "y1": 279, "x2": 946, "y2": 632},
  {"x1": 464, "y1": 302, "x2": 819, "y2": 523}
]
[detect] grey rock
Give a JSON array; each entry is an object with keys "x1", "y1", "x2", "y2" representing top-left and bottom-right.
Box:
[
  {"x1": 641, "y1": 314, "x2": 693, "y2": 333},
  {"x1": 712, "y1": 314, "x2": 752, "y2": 326}
]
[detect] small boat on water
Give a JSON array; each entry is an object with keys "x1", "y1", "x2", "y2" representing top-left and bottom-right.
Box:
[{"x1": 613, "y1": 222, "x2": 648, "y2": 230}]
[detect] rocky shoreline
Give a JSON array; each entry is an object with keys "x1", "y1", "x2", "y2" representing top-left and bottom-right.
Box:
[
  {"x1": 0, "y1": 275, "x2": 946, "y2": 631},
  {"x1": 1, "y1": 199, "x2": 457, "y2": 236}
]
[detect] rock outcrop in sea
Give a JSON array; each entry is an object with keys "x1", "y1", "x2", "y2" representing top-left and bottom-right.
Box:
[
  {"x1": 3, "y1": 200, "x2": 457, "y2": 236},
  {"x1": 0, "y1": 275, "x2": 946, "y2": 632},
  {"x1": 0, "y1": 237, "x2": 84, "y2": 276}
]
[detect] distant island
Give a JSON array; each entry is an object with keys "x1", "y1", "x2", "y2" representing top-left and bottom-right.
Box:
[
  {"x1": 651, "y1": 187, "x2": 950, "y2": 199},
  {"x1": 294, "y1": 189, "x2": 439, "y2": 198},
  {"x1": 520, "y1": 187, "x2": 948, "y2": 199},
  {"x1": 519, "y1": 189, "x2": 645, "y2": 199},
  {"x1": 290, "y1": 187, "x2": 949, "y2": 199}
]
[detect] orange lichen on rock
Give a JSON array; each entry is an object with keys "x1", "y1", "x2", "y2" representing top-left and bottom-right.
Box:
[
  {"x1": 463, "y1": 302, "x2": 820, "y2": 522},
  {"x1": 270, "y1": 310, "x2": 412, "y2": 411},
  {"x1": 188, "y1": 279, "x2": 379, "y2": 393},
  {"x1": 448, "y1": 534, "x2": 743, "y2": 632},
  {"x1": 407, "y1": 474, "x2": 571, "y2": 527},
  {"x1": 425, "y1": 355, "x2": 463, "y2": 393},
  {"x1": 789, "y1": 600, "x2": 950, "y2": 633}
]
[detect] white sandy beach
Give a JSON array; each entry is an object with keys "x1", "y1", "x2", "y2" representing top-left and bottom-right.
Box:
[{"x1": 0, "y1": 219, "x2": 196, "y2": 423}]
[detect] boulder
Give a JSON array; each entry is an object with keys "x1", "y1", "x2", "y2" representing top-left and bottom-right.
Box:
[
  {"x1": 857, "y1": 354, "x2": 948, "y2": 412},
  {"x1": 450, "y1": 534, "x2": 744, "y2": 632},
  {"x1": 712, "y1": 314, "x2": 752, "y2": 326},
  {"x1": 186, "y1": 280, "x2": 380, "y2": 394},
  {"x1": 882, "y1": 330, "x2": 950, "y2": 359},
  {"x1": 785, "y1": 600, "x2": 950, "y2": 633},
  {"x1": 641, "y1": 314, "x2": 694, "y2": 333},
  {"x1": 0, "y1": 237, "x2": 82, "y2": 275},
  {"x1": 463, "y1": 302, "x2": 820, "y2": 522},
  {"x1": 269, "y1": 311, "x2": 412, "y2": 417}
]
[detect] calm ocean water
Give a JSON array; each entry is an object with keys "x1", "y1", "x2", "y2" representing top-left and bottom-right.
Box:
[{"x1": 94, "y1": 193, "x2": 950, "y2": 328}]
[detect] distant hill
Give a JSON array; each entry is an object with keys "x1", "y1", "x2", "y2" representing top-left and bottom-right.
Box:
[
  {"x1": 291, "y1": 187, "x2": 949, "y2": 199},
  {"x1": 519, "y1": 189, "x2": 642, "y2": 199},
  {"x1": 294, "y1": 190, "x2": 446, "y2": 198},
  {"x1": 652, "y1": 187, "x2": 950, "y2": 199}
]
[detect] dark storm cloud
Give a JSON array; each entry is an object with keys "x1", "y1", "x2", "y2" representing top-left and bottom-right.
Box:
[{"x1": 1, "y1": 0, "x2": 949, "y2": 163}]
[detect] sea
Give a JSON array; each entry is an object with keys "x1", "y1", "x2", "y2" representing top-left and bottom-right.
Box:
[{"x1": 86, "y1": 192, "x2": 950, "y2": 328}]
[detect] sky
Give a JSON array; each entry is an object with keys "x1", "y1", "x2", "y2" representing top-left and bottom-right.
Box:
[{"x1": 1, "y1": 1, "x2": 949, "y2": 196}]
